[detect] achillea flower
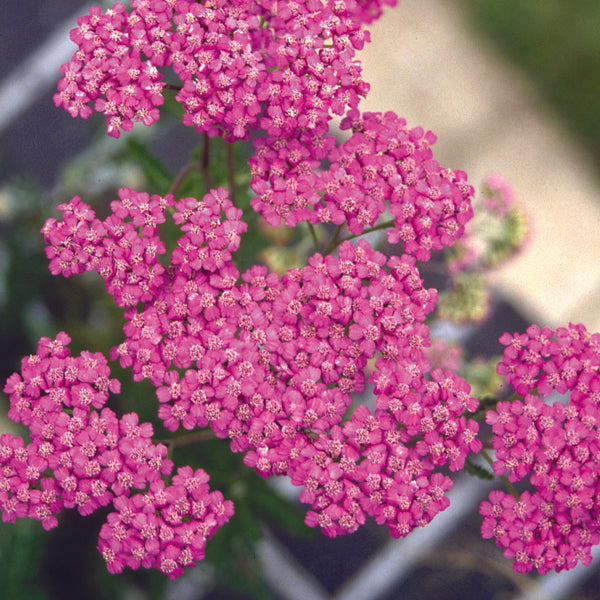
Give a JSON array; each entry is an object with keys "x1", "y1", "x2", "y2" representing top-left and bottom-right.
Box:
[
  {"x1": 54, "y1": 2, "x2": 168, "y2": 137},
  {"x1": 482, "y1": 323, "x2": 600, "y2": 573},
  {"x1": 36, "y1": 158, "x2": 483, "y2": 559},
  {"x1": 41, "y1": 184, "x2": 482, "y2": 542},
  {"x1": 98, "y1": 467, "x2": 233, "y2": 578},
  {"x1": 2, "y1": 334, "x2": 232, "y2": 577},
  {"x1": 250, "y1": 110, "x2": 474, "y2": 259},
  {"x1": 56, "y1": 0, "x2": 372, "y2": 140}
]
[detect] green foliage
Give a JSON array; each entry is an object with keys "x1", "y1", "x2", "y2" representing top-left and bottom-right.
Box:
[
  {"x1": 118, "y1": 137, "x2": 174, "y2": 196},
  {"x1": 175, "y1": 437, "x2": 311, "y2": 599},
  {"x1": 0, "y1": 519, "x2": 46, "y2": 600},
  {"x1": 0, "y1": 179, "x2": 59, "y2": 380},
  {"x1": 464, "y1": 459, "x2": 495, "y2": 481}
]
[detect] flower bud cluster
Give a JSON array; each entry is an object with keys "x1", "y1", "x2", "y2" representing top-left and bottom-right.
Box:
[
  {"x1": 454, "y1": 172, "x2": 528, "y2": 273},
  {"x1": 438, "y1": 173, "x2": 530, "y2": 324},
  {"x1": 481, "y1": 323, "x2": 600, "y2": 573},
  {"x1": 2, "y1": 333, "x2": 232, "y2": 578}
]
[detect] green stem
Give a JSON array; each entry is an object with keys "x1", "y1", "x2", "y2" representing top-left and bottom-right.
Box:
[
  {"x1": 480, "y1": 448, "x2": 495, "y2": 469},
  {"x1": 323, "y1": 224, "x2": 344, "y2": 255},
  {"x1": 307, "y1": 223, "x2": 320, "y2": 252},
  {"x1": 226, "y1": 142, "x2": 237, "y2": 206},
  {"x1": 323, "y1": 218, "x2": 396, "y2": 255},
  {"x1": 168, "y1": 162, "x2": 202, "y2": 198},
  {"x1": 161, "y1": 429, "x2": 217, "y2": 461},
  {"x1": 480, "y1": 448, "x2": 520, "y2": 499},
  {"x1": 168, "y1": 134, "x2": 216, "y2": 198},
  {"x1": 164, "y1": 83, "x2": 182, "y2": 92},
  {"x1": 201, "y1": 134, "x2": 213, "y2": 190},
  {"x1": 340, "y1": 218, "x2": 396, "y2": 244}
]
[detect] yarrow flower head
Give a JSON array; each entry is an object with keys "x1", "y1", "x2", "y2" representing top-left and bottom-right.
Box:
[
  {"x1": 249, "y1": 110, "x2": 474, "y2": 260},
  {"x1": 55, "y1": 0, "x2": 376, "y2": 140},
  {"x1": 54, "y1": 1, "x2": 170, "y2": 137},
  {"x1": 41, "y1": 186, "x2": 245, "y2": 310},
  {"x1": 14, "y1": 0, "x2": 558, "y2": 583},
  {"x1": 98, "y1": 466, "x2": 233, "y2": 578},
  {"x1": 2, "y1": 333, "x2": 233, "y2": 577},
  {"x1": 40, "y1": 186, "x2": 482, "y2": 544},
  {"x1": 481, "y1": 323, "x2": 600, "y2": 573}
]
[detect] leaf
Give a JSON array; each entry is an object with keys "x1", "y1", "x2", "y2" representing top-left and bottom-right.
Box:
[
  {"x1": 0, "y1": 520, "x2": 46, "y2": 600},
  {"x1": 207, "y1": 501, "x2": 273, "y2": 600},
  {"x1": 464, "y1": 459, "x2": 495, "y2": 480},
  {"x1": 249, "y1": 484, "x2": 312, "y2": 537},
  {"x1": 120, "y1": 137, "x2": 173, "y2": 195}
]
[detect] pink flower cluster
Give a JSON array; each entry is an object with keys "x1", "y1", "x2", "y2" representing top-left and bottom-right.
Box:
[
  {"x1": 54, "y1": 2, "x2": 168, "y2": 136},
  {"x1": 98, "y1": 466, "x2": 233, "y2": 578},
  {"x1": 54, "y1": 0, "x2": 395, "y2": 140},
  {"x1": 480, "y1": 323, "x2": 600, "y2": 573},
  {"x1": 40, "y1": 187, "x2": 482, "y2": 542},
  {"x1": 41, "y1": 186, "x2": 245, "y2": 308},
  {"x1": 249, "y1": 110, "x2": 474, "y2": 260},
  {"x1": 1, "y1": 333, "x2": 232, "y2": 578},
  {"x1": 21, "y1": 0, "x2": 571, "y2": 582}
]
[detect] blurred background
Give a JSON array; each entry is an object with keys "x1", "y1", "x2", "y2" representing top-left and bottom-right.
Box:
[{"x1": 1, "y1": 0, "x2": 600, "y2": 599}]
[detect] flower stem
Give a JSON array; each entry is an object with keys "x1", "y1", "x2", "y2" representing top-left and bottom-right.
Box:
[
  {"x1": 323, "y1": 218, "x2": 396, "y2": 255},
  {"x1": 164, "y1": 83, "x2": 182, "y2": 92},
  {"x1": 480, "y1": 448, "x2": 520, "y2": 499},
  {"x1": 226, "y1": 142, "x2": 237, "y2": 206},
  {"x1": 323, "y1": 224, "x2": 344, "y2": 255},
  {"x1": 168, "y1": 162, "x2": 202, "y2": 197},
  {"x1": 307, "y1": 223, "x2": 319, "y2": 252},
  {"x1": 162, "y1": 429, "x2": 217, "y2": 461},
  {"x1": 201, "y1": 134, "x2": 213, "y2": 189},
  {"x1": 340, "y1": 218, "x2": 395, "y2": 244}
]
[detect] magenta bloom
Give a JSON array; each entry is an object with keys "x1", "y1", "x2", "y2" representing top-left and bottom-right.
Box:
[
  {"x1": 2, "y1": 334, "x2": 230, "y2": 579},
  {"x1": 56, "y1": 0, "x2": 372, "y2": 140},
  {"x1": 249, "y1": 110, "x2": 474, "y2": 260},
  {"x1": 482, "y1": 323, "x2": 600, "y2": 573}
]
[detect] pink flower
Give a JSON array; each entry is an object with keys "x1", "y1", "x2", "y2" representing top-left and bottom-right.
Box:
[
  {"x1": 485, "y1": 324, "x2": 600, "y2": 573},
  {"x1": 249, "y1": 111, "x2": 474, "y2": 253}
]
